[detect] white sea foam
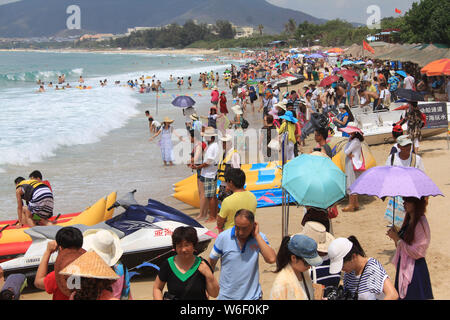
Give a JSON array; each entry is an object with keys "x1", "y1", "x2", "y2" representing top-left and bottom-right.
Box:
[{"x1": 0, "y1": 86, "x2": 140, "y2": 167}]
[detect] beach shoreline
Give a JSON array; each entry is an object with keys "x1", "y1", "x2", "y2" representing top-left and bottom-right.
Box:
[{"x1": 0, "y1": 47, "x2": 222, "y2": 56}]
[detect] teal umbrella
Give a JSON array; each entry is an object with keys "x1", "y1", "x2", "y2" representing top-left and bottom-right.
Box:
[{"x1": 281, "y1": 154, "x2": 346, "y2": 209}]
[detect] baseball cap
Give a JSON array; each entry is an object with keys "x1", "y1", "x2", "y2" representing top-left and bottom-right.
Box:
[
  {"x1": 396, "y1": 134, "x2": 412, "y2": 146},
  {"x1": 328, "y1": 237, "x2": 353, "y2": 274},
  {"x1": 288, "y1": 234, "x2": 323, "y2": 267}
]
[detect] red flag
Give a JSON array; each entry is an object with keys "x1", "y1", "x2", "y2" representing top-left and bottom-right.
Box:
[
  {"x1": 363, "y1": 40, "x2": 375, "y2": 54},
  {"x1": 395, "y1": 8, "x2": 402, "y2": 14}
]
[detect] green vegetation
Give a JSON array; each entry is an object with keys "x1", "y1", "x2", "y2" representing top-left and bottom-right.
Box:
[{"x1": 1, "y1": 0, "x2": 446, "y2": 50}]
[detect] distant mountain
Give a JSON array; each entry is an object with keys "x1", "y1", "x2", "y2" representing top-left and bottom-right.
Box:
[{"x1": 0, "y1": 0, "x2": 326, "y2": 38}]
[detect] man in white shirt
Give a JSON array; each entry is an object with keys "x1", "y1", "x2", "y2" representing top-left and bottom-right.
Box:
[
  {"x1": 385, "y1": 135, "x2": 425, "y2": 171},
  {"x1": 192, "y1": 127, "x2": 219, "y2": 222},
  {"x1": 403, "y1": 72, "x2": 415, "y2": 90}
]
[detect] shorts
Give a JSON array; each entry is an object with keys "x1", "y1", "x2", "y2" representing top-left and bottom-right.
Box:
[
  {"x1": 203, "y1": 177, "x2": 217, "y2": 198},
  {"x1": 28, "y1": 197, "x2": 54, "y2": 220},
  {"x1": 211, "y1": 100, "x2": 219, "y2": 106}
]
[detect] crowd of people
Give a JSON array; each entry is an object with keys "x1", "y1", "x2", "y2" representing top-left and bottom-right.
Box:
[{"x1": 9, "y1": 47, "x2": 438, "y2": 301}]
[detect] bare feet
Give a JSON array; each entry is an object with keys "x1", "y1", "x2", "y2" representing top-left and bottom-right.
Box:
[{"x1": 205, "y1": 217, "x2": 217, "y2": 223}]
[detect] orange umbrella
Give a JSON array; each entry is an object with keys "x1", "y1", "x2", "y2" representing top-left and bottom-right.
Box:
[
  {"x1": 327, "y1": 48, "x2": 344, "y2": 54},
  {"x1": 420, "y1": 59, "x2": 450, "y2": 76}
]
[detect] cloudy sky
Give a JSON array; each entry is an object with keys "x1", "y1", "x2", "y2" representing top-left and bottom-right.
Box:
[
  {"x1": 0, "y1": 0, "x2": 418, "y2": 24},
  {"x1": 268, "y1": 0, "x2": 418, "y2": 23}
]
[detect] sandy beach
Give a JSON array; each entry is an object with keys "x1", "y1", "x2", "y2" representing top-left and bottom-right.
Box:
[{"x1": 20, "y1": 93, "x2": 450, "y2": 300}]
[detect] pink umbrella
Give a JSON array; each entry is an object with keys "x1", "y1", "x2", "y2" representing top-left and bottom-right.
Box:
[
  {"x1": 339, "y1": 126, "x2": 363, "y2": 135},
  {"x1": 338, "y1": 69, "x2": 358, "y2": 78},
  {"x1": 319, "y1": 75, "x2": 339, "y2": 87}
]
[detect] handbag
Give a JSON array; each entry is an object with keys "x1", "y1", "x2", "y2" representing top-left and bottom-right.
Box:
[
  {"x1": 328, "y1": 206, "x2": 339, "y2": 219},
  {"x1": 352, "y1": 151, "x2": 366, "y2": 172}
]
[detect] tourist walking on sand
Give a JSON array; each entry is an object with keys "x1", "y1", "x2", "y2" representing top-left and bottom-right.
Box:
[
  {"x1": 216, "y1": 168, "x2": 256, "y2": 233},
  {"x1": 277, "y1": 111, "x2": 300, "y2": 161},
  {"x1": 270, "y1": 234, "x2": 323, "y2": 300},
  {"x1": 191, "y1": 127, "x2": 219, "y2": 222},
  {"x1": 153, "y1": 226, "x2": 219, "y2": 300},
  {"x1": 385, "y1": 135, "x2": 425, "y2": 171},
  {"x1": 340, "y1": 127, "x2": 365, "y2": 212},
  {"x1": 327, "y1": 236, "x2": 399, "y2": 300},
  {"x1": 386, "y1": 196, "x2": 433, "y2": 300},
  {"x1": 149, "y1": 117, "x2": 184, "y2": 166},
  {"x1": 398, "y1": 101, "x2": 424, "y2": 153},
  {"x1": 208, "y1": 209, "x2": 276, "y2": 300},
  {"x1": 216, "y1": 134, "x2": 241, "y2": 208}
]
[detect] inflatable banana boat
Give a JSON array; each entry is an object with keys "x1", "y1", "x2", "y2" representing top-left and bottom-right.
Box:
[
  {"x1": 172, "y1": 162, "x2": 286, "y2": 208},
  {"x1": 0, "y1": 192, "x2": 117, "y2": 262}
]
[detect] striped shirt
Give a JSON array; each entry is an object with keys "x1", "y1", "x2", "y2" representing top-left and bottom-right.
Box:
[
  {"x1": 343, "y1": 258, "x2": 389, "y2": 300},
  {"x1": 309, "y1": 258, "x2": 341, "y2": 288}
]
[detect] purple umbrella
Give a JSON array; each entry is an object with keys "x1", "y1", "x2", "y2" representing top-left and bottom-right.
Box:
[
  {"x1": 349, "y1": 166, "x2": 443, "y2": 198},
  {"x1": 171, "y1": 95, "x2": 196, "y2": 108},
  {"x1": 349, "y1": 166, "x2": 444, "y2": 224}
]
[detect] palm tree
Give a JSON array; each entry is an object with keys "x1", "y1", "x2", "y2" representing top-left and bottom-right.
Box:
[{"x1": 258, "y1": 24, "x2": 264, "y2": 36}]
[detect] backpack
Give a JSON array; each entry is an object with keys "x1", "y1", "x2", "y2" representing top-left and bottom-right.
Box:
[{"x1": 241, "y1": 118, "x2": 249, "y2": 129}]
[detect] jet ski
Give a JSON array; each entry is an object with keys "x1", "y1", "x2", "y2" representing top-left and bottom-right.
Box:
[{"x1": 0, "y1": 191, "x2": 215, "y2": 286}]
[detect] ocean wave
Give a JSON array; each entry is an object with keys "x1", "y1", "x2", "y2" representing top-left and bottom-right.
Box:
[
  {"x1": 0, "y1": 86, "x2": 140, "y2": 167},
  {"x1": 0, "y1": 68, "x2": 83, "y2": 83}
]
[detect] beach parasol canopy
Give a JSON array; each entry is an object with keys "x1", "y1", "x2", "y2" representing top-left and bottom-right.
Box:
[
  {"x1": 341, "y1": 60, "x2": 354, "y2": 66},
  {"x1": 349, "y1": 166, "x2": 443, "y2": 199},
  {"x1": 319, "y1": 75, "x2": 339, "y2": 87},
  {"x1": 396, "y1": 88, "x2": 425, "y2": 102},
  {"x1": 420, "y1": 58, "x2": 450, "y2": 76},
  {"x1": 307, "y1": 53, "x2": 324, "y2": 59},
  {"x1": 171, "y1": 95, "x2": 196, "y2": 108},
  {"x1": 282, "y1": 154, "x2": 347, "y2": 209},
  {"x1": 327, "y1": 48, "x2": 344, "y2": 54}
]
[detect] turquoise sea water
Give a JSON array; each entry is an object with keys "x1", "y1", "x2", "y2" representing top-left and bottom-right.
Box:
[{"x1": 0, "y1": 50, "x2": 240, "y2": 220}]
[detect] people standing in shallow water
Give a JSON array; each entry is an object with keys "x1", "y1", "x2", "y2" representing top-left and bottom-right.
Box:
[{"x1": 149, "y1": 117, "x2": 184, "y2": 166}]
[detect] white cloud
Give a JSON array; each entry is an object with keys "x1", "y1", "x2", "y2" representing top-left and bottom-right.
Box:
[{"x1": 0, "y1": 0, "x2": 21, "y2": 5}]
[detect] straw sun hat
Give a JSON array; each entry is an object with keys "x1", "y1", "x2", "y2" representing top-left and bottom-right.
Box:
[
  {"x1": 59, "y1": 250, "x2": 119, "y2": 280},
  {"x1": 163, "y1": 116, "x2": 174, "y2": 123}
]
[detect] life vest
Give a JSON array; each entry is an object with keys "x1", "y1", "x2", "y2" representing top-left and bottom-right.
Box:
[
  {"x1": 217, "y1": 149, "x2": 239, "y2": 182},
  {"x1": 16, "y1": 179, "x2": 47, "y2": 202}
]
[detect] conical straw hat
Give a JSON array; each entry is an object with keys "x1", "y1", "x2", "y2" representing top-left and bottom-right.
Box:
[{"x1": 59, "y1": 250, "x2": 119, "y2": 280}]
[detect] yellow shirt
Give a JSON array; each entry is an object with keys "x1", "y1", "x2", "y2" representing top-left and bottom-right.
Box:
[{"x1": 219, "y1": 191, "x2": 257, "y2": 230}]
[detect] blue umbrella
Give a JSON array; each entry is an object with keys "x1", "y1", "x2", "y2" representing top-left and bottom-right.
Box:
[
  {"x1": 307, "y1": 53, "x2": 324, "y2": 59},
  {"x1": 341, "y1": 60, "x2": 354, "y2": 66},
  {"x1": 281, "y1": 154, "x2": 346, "y2": 209},
  {"x1": 396, "y1": 70, "x2": 407, "y2": 78},
  {"x1": 171, "y1": 95, "x2": 196, "y2": 108}
]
